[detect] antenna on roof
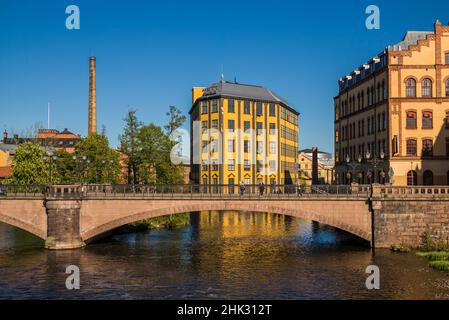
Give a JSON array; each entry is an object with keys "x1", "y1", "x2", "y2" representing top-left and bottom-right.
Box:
[{"x1": 220, "y1": 64, "x2": 224, "y2": 83}]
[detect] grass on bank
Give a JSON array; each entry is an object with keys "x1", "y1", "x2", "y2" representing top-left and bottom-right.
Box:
[
  {"x1": 118, "y1": 213, "x2": 190, "y2": 233},
  {"x1": 390, "y1": 243, "x2": 411, "y2": 253},
  {"x1": 428, "y1": 261, "x2": 449, "y2": 271}
]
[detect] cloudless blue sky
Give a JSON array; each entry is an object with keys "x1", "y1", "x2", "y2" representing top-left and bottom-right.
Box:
[{"x1": 1, "y1": 0, "x2": 449, "y2": 154}]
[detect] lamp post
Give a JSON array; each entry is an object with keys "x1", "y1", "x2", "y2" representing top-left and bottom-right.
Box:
[
  {"x1": 365, "y1": 150, "x2": 386, "y2": 184},
  {"x1": 43, "y1": 152, "x2": 58, "y2": 184},
  {"x1": 72, "y1": 155, "x2": 90, "y2": 183},
  {"x1": 346, "y1": 154, "x2": 362, "y2": 184},
  {"x1": 101, "y1": 159, "x2": 115, "y2": 183}
]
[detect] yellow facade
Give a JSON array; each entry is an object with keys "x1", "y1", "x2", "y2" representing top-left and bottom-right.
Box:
[
  {"x1": 190, "y1": 79, "x2": 299, "y2": 186},
  {"x1": 334, "y1": 21, "x2": 449, "y2": 186}
]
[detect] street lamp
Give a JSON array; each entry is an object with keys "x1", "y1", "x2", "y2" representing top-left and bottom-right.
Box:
[
  {"x1": 43, "y1": 152, "x2": 57, "y2": 184},
  {"x1": 72, "y1": 155, "x2": 90, "y2": 183},
  {"x1": 346, "y1": 154, "x2": 362, "y2": 184},
  {"x1": 365, "y1": 150, "x2": 386, "y2": 184}
]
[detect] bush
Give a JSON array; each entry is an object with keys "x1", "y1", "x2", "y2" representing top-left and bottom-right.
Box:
[
  {"x1": 429, "y1": 261, "x2": 449, "y2": 271},
  {"x1": 390, "y1": 243, "x2": 411, "y2": 253},
  {"x1": 419, "y1": 229, "x2": 449, "y2": 252}
]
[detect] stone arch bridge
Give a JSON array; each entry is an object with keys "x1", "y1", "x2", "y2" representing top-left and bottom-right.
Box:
[{"x1": 0, "y1": 184, "x2": 448, "y2": 249}]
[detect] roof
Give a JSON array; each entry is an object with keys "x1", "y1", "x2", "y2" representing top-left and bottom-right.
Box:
[
  {"x1": 0, "y1": 166, "x2": 12, "y2": 178},
  {"x1": 388, "y1": 31, "x2": 433, "y2": 52},
  {"x1": 0, "y1": 144, "x2": 19, "y2": 155},
  {"x1": 190, "y1": 79, "x2": 297, "y2": 114}
]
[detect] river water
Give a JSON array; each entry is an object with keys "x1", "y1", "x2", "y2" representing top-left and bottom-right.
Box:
[{"x1": 0, "y1": 211, "x2": 448, "y2": 300}]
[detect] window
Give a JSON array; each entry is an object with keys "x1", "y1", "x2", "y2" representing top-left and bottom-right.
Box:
[
  {"x1": 201, "y1": 121, "x2": 208, "y2": 132},
  {"x1": 201, "y1": 101, "x2": 208, "y2": 114},
  {"x1": 201, "y1": 140, "x2": 208, "y2": 152},
  {"x1": 227, "y1": 139, "x2": 234, "y2": 153},
  {"x1": 244, "y1": 160, "x2": 251, "y2": 171},
  {"x1": 212, "y1": 160, "x2": 218, "y2": 171},
  {"x1": 446, "y1": 79, "x2": 449, "y2": 97},
  {"x1": 256, "y1": 122, "x2": 263, "y2": 135},
  {"x1": 445, "y1": 52, "x2": 449, "y2": 64},
  {"x1": 243, "y1": 121, "x2": 251, "y2": 132},
  {"x1": 269, "y1": 123, "x2": 276, "y2": 135},
  {"x1": 228, "y1": 99, "x2": 235, "y2": 113},
  {"x1": 269, "y1": 141, "x2": 276, "y2": 154},
  {"x1": 422, "y1": 111, "x2": 433, "y2": 129},
  {"x1": 211, "y1": 119, "x2": 218, "y2": 129},
  {"x1": 256, "y1": 102, "x2": 263, "y2": 116},
  {"x1": 406, "y1": 78, "x2": 416, "y2": 97},
  {"x1": 269, "y1": 103, "x2": 275, "y2": 116},
  {"x1": 446, "y1": 111, "x2": 449, "y2": 129},
  {"x1": 269, "y1": 160, "x2": 276, "y2": 172},
  {"x1": 212, "y1": 100, "x2": 218, "y2": 113},
  {"x1": 422, "y1": 78, "x2": 432, "y2": 97},
  {"x1": 407, "y1": 171, "x2": 417, "y2": 186},
  {"x1": 228, "y1": 159, "x2": 235, "y2": 171},
  {"x1": 257, "y1": 141, "x2": 263, "y2": 154},
  {"x1": 201, "y1": 160, "x2": 208, "y2": 171},
  {"x1": 244, "y1": 101, "x2": 250, "y2": 114},
  {"x1": 406, "y1": 139, "x2": 417, "y2": 156},
  {"x1": 422, "y1": 139, "x2": 433, "y2": 157},
  {"x1": 423, "y1": 170, "x2": 434, "y2": 186},
  {"x1": 406, "y1": 111, "x2": 417, "y2": 129},
  {"x1": 256, "y1": 160, "x2": 263, "y2": 173},
  {"x1": 244, "y1": 140, "x2": 250, "y2": 153},
  {"x1": 228, "y1": 120, "x2": 235, "y2": 132}
]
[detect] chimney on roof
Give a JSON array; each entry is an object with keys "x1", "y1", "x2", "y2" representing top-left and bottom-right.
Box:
[
  {"x1": 88, "y1": 56, "x2": 97, "y2": 136},
  {"x1": 3, "y1": 130, "x2": 7, "y2": 143}
]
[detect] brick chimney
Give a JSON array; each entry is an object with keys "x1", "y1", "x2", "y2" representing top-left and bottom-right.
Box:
[
  {"x1": 88, "y1": 56, "x2": 97, "y2": 136},
  {"x1": 312, "y1": 147, "x2": 319, "y2": 185}
]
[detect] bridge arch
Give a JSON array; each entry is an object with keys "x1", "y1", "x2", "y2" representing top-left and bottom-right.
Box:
[
  {"x1": 0, "y1": 200, "x2": 47, "y2": 240},
  {"x1": 80, "y1": 200, "x2": 371, "y2": 243}
]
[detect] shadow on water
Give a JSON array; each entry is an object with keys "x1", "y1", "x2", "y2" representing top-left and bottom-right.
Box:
[{"x1": 0, "y1": 211, "x2": 448, "y2": 299}]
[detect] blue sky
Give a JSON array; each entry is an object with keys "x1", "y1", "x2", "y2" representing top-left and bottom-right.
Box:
[{"x1": 1, "y1": 0, "x2": 449, "y2": 154}]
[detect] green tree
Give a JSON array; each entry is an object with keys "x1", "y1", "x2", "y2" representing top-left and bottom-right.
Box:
[
  {"x1": 119, "y1": 109, "x2": 143, "y2": 185},
  {"x1": 5, "y1": 142, "x2": 54, "y2": 185},
  {"x1": 74, "y1": 134, "x2": 121, "y2": 183},
  {"x1": 164, "y1": 105, "x2": 186, "y2": 135}
]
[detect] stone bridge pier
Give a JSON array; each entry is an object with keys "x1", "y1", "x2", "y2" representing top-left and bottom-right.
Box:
[{"x1": 45, "y1": 199, "x2": 85, "y2": 250}]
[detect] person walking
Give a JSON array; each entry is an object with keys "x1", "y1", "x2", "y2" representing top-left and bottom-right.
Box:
[
  {"x1": 270, "y1": 180, "x2": 276, "y2": 194},
  {"x1": 297, "y1": 182, "x2": 302, "y2": 196},
  {"x1": 258, "y1": 182, "x2": 265, "y2": 196},
  {"x1": 239, "y1": 181, "x2": 246, "y2": 196}
]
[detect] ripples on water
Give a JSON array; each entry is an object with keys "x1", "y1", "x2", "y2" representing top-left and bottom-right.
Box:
[{"x1": 0, "y1": 211, "x2": 448, "y2": 300}]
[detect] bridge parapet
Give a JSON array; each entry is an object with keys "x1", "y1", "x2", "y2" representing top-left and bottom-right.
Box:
[
  {"x1": 373, "y1": 185, "x2": 449, "y2": 200},
  {"x1": 46, "y1": 185, "x2": 83, "y2": 200}
]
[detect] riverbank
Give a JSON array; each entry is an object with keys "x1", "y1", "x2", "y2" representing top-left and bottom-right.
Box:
[{"x1": 117, "y1": 213, "x2": 190, "y2": 233}]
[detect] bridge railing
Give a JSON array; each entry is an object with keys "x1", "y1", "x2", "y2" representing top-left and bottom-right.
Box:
[
  {"x1": 81, "y1": 184, "x2": 371, "y2": 199},
  {"x1": 0, "y1": 184, "x2": 46, "y2": 198},
  {"x1": 375, "y1": 185, "x2": 449, "y2": 198},
  {"x1": 0, "y1": 183, "x2": 373, "y2": 199}
]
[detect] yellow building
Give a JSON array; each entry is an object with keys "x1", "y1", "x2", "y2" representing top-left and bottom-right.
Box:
[
  {"x1": 334, "y1": 21, "x2": 449, "y2": 186},
  {"x1": 190, "y1": 76, "x2": 299, "y2": 187},
  {"x1": 297, "y1": 149, "x2": 335, "y2": 185}
]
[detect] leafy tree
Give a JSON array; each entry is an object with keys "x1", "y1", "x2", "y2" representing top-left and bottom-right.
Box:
[
  {"x1": 119, "y1": 109, "x2": 143, "y2": 185},
  {"x1": 5, "y1": 142, "x2": 55, "y2": 185},
  {"x1": 164, "y1": 105, "x2": 186, "y2": 135},
  {"x1": 73, "y1": 134, "x2": 121, "y2": 183}
]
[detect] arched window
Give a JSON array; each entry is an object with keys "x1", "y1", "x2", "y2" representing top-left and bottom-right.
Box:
[
  {"x1": 422, "y1": 111, "x2": 433, "y2": 129},
  {"x1": 446, "y1": 111, "x2": 449, "y2": 129},
  {"x1": 371, "y1": 86, "x2": 375, "y2": 104},
  {"x1": 382, "y1": 80, "x2": 387, "y2": 100},
  {"x1": 406, "y1": 78, "x2": 416, "y2": 97},
  {"x1": 422, "y1": 139, "x2": 433, "y2": 157},
  {"x1": 406, "y1": 139, "x2": 417, "y2": 156},
  {"x1": 423, "y1": 170, "x2": 434, "y2": 186},
  {"x1": 407, "y1": 171, "x2": 417, "y2": 186},
  {"x1": 422, "y1": 78, "x2": 432, "y2": 97},
  {"x1": 406, "y1": 111, "x2": 417, "y2": 129},
  {"x1": 446, "y1": 79, "x2": 449, "y2": 97},
  {"x1": 367, "y1": 88, "x2": 371, "y2": 105}
]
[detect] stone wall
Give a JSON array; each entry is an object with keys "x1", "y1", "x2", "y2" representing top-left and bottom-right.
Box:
[{"x1": 373, "y1": 198, "x2": 449, "y2": 248}]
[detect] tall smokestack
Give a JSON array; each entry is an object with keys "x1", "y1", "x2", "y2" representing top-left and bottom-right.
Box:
[{"x1": 88, "y1": 56, "x2": 97, "y2": 136}]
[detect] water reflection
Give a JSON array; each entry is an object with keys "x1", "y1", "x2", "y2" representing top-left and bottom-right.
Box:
[{"x1": 0, "y1": 211, "x2": 448, "y2": 300}]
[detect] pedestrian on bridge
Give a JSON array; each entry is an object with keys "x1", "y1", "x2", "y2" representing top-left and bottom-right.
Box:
[
  {"x1": 258, "y1": 182, "x2": 265, "y2": 196},
  {"x1": 239, "y1": 181, "x2": 246, "y2": 196}
]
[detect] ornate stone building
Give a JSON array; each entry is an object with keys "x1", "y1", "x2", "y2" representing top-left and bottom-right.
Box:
[{"x1": 334, "y1": 21, "x2": 449, "y2": 186}]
